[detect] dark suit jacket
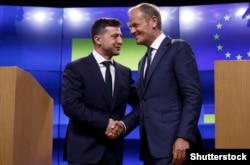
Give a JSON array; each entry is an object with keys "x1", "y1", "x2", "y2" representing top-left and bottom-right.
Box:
[
  {"x1": 123, "y1": 36, "x2": 203, "y2": 160},
  {"x1": 61, "y1": 54, "x2": 139, "y2": 164}
]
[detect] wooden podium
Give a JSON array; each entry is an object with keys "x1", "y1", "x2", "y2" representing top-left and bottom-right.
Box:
[
  {"x1": 215, "y1": 60, "x2": 250, "y2": 148},
  {"x1": 0, "y1": 67, "x2": 54, "y2": 165}
]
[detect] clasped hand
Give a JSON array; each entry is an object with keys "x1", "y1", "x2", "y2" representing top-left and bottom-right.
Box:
[{"x1": 105, "y1": 118, "x2": 124, "y2": 140}]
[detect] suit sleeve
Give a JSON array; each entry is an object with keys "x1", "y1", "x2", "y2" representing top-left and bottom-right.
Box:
[
  {"x1": 173, "y1": 39, "x2": 203, "y2": 143},
  {"x1": 121, "y1": 69, "x2": 140, "y2": 136}
]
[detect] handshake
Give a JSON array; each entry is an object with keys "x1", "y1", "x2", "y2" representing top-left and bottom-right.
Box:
[{"x1": 105, "y1": 118, "x2": 125, "y2": 140}]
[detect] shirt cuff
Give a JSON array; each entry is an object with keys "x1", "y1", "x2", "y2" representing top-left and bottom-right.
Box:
[{"x1": 119, "y1": 121, "x2": 127, "y2": 133}]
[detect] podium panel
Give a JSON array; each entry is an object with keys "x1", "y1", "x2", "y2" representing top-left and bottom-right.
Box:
[
  {"x1": 0, "y1": 66, "x2": 53, "y2": 165},
  {"x1": 215, "y1": 61, "x2": 250, "y2": 148}
]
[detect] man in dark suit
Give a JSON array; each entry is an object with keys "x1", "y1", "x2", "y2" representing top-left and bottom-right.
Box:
[
  {"x1": 119, "y1": 3, "x2": 204, "y2": 165},
  {"x1": 61, "y1": 17, "x2": 139, "y2": 165}
]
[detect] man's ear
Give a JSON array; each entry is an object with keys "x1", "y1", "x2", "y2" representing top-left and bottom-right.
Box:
[
  {"x1": 151, "y1": 16, "x2": 158, "y2": 29},
  {"x1": 94, "y1": 35, "x2": 101, "y2": 44}
]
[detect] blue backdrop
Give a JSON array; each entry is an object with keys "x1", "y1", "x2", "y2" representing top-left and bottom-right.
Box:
[{"x1": 0, "y1": 2, "x2": 249, "y2": 164}]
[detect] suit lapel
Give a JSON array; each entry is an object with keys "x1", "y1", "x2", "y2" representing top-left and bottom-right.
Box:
[
  {"x1": 143, "y1": 37, "x2": 172, "y2": 87},
  {"x1": 112, "y1": 61, "x2": 124, "y2": 109},
  {"x1": 138, "y1": 54, "x2": 147, "y2": 96},
  {"x1": 87, "y1": 54, "x2": 112, "y2": 108},
  {"x1": 139, "y1": 55, "x2": 147, "y2": 84}
]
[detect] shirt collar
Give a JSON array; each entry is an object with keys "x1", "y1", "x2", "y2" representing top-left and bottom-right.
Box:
[
  {"x1": 150, "y1": 33, "x2": 166, "y2": 50},
  {"x1": 92, "y1": 49, "x2": 113, "y2": 64}
]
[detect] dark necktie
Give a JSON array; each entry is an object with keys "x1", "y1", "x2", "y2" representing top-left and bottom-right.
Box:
[
  {"x1": 102, "y1": 61, "x2": 113, "y2": 103},
  {"x1": 144, "y1": 47, "x2": 153, "y2": 81}
]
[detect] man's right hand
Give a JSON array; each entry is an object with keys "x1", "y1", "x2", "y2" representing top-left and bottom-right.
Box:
[{"x1": 105, "y1": 118, "x2": 124, "y2": 140}]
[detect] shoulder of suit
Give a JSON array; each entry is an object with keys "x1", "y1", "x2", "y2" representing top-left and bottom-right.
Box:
[
  {"x1": 171, "y1": 38, "x2": 185, "y2": 44},
  {"x1": 71, "y1": 54, "x2": 93, "y2": 64},
  {"x1": 114, "y1": 61, "x2": 131, "y2": 71},
  {"x1": 64, "y1": 56, "x2": 91, "y2": 70}
]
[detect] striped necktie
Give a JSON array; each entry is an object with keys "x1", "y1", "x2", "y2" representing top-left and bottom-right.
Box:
[{"x1": 144, "y1": 47, "x2": 153, "y2": 80}]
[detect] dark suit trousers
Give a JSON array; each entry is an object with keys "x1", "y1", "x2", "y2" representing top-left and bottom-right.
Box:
[
  {"x1": 68, "y1": 146, "x2": 120, "y2": 165},
  {"x1": 142, "y1": 125, "x2": 172, "y2": 165}
]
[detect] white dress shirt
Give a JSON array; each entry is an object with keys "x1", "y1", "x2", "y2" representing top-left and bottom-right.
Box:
[{"x1": 92, "y1": 50, "x2": 115, "y2": 95}]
